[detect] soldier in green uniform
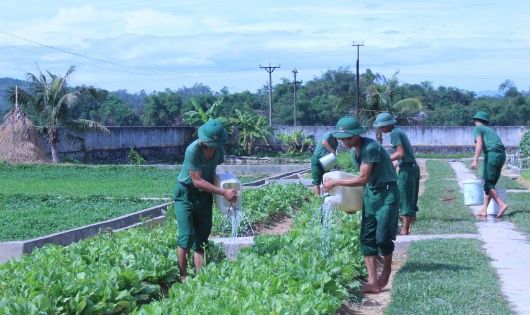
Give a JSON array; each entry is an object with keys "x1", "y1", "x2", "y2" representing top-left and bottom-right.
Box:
[
  {"x1": 374, "y1": 112, "x2": 420, "y2": 235},
  {"x1": 323, "y1": 116, "x2": 399, "y2": 294},
  {"x1": 310, "y1": 131, "x2": 338, "y2": 196},
  {"x1": 471, "y1": 111, "x2": 509, "y2": 217},
  {"x1": 173, "y1": 119, "x2": 238, "y2": 282}
]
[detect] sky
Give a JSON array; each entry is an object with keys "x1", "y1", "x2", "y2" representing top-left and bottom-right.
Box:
[{"x1": 0, "y1": 0, "x2": 529, "y2": 95}]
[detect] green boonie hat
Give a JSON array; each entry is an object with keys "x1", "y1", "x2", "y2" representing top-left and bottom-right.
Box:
[
  {"x1": 373, "y1": 112, "x2": 397, "y2": 128},
  {"x1": 472, "y1": 111, "x2": 490, "y2": 124},
  {"x1": 333, "y1": 116, "x2": 366, "y2": 138},
  {"x1": 198, "y1": 119, "x2": 228, "y2": 147}
]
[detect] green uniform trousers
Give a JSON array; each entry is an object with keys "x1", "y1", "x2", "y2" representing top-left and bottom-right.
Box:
[
  {"x1": 483, "y1": 151, "x2": 506, "y2": 194},
  {"x1": 360, "y1": 183, "x2": 399, "y2": 257},
  {"x1": 311, "y1": 155, "x2": 326, "y2": 186},
  {"x1": 398, "y1": 163, "x2": 420, "y2": 216},
  {"x1": 173, "y1": 182, "x2": 213, "y2": 253}
]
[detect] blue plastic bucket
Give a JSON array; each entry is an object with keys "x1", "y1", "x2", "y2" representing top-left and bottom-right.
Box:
[{"x1": 463, "y1": 180, "x2": 484, "y2": 206}]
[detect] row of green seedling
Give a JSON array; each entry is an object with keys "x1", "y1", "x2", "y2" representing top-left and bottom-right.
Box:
[
  {"x1": 132, "y1": 198, "x2": 366, "y2": 314},
  {"x1": 0, "y1": 183, "x2": 313, "y2": 314}
]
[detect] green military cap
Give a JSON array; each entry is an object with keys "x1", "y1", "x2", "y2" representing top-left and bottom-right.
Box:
[
  {"x1": 333, "y1": 116, "x2": 366, "y2": 138},
  {"x1": 198, "y1": 119, "x2": 228, "y2": 147},
  {"x1": 472, "y1": 111, "x2": 490, "y2": 124},
  {"x1": 373, "y1": 112, "x2": 397, "y2": 128}
]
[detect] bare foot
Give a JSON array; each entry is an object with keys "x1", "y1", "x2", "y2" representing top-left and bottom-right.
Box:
[
  {"x1": 399, "y1": 229, "x2": 409, "y2": 235},
  {"x1": 496, "y1": 204, "x2": 509, "y2": 218},
  {"x1": 360, "y1": 282, "x2": 381, "y2": 294},
  {"x1": 475, "y1": 211, "x2": 487, "y2": 216},
  {"x1": 378, "y1": 269, "x2": 391, "y2": 289}
]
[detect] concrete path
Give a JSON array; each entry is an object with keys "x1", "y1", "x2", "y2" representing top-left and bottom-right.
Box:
[{"x1": 449, "y1": 161, "x2": 530, "y2": 315}]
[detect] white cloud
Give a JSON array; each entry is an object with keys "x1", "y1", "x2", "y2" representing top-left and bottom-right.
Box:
[{"x1": 0, "y1": 0, "x2": 528, "y2": 93}]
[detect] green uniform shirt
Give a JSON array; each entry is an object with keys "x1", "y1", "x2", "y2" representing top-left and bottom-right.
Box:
[
  {"x1": 353, "y1": 137, "x2": 398, "y2": 188},
  {"x1": 177, "y1": 139, "x2": 224, "y2": 185},
  {"x1": 473, "y1": 125, "x2": 505, "y2": 154},
  {"x1": 313, "y1": 132, "x2": 338, "y2": 159},
  {"x1": 390, "y1": 127, "x2": 416, "y2": 163}
]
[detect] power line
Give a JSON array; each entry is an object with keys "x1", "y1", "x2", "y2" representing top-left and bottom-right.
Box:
[
  {"x1": 292, "y1": 69, "x2": 302, "y2": 127},
  {"x1": 260, "y1": 64, "x2": 280, "y2": 126},
  {"x1": 352, "y1": 41, "x2": 364, "y2": 117}
]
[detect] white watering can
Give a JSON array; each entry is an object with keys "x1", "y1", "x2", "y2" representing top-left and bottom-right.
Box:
[
  {"x1": 214, "y1": 173, "x2": 242, "y2": 215},
  {"x1": 322, "y1": 171, "x2": 364, "y2": 213},
  {"x1": 319, "y1": 153, "x2": 337, "y2": 171}
]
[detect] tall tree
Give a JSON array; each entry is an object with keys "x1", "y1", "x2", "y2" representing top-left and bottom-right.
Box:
[
  {"x1": 142, "y1": 91, "x2": 183, "y2": 126},
  {"x1": 7, "y1": 66, "x2": 110, "y2": 163}
]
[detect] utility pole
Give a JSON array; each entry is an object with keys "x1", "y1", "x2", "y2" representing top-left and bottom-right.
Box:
[
  {"x1": 292, "y1": 69, "x2": 302, "y2": 127},
  {"x1": 352, "y1": 41, "x2": 364, "y2": 117},
  {"x1": 260, "y1": 64, "x2": 280, "y2": 126}
]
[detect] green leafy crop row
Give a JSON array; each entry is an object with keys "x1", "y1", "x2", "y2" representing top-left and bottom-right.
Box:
[
  {"x1": 2, "y1": 183, "x2": 359, "y2": 314},
  {"x1": 133, "y1": 199, "x2": 366, "y2": 314}
]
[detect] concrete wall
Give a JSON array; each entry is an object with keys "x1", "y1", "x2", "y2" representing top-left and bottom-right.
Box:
[
  {"x1": 275, "y1": 125, "x2": 525, "y2": 146},
  {"x1": 43, "y1": 126, "x2": 195, "y2": 163},
  {"x1": 276, "y1": 125, "x2": 526, "y2": 154},
  {"x1": 44, "y1": 125, "x2": 527, "y2": 163}
]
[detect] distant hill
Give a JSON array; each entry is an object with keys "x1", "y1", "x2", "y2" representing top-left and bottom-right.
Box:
[
  {"x1": 0, "y1": 77, "x2": 26, "y2": 114},
  {"x1": 476, "y1": 90, "x2": 502, "y2": 97}
]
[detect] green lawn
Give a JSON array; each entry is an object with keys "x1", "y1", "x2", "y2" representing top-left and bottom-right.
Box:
[
  {"x1": 414, "y1": 160, "x2": 478, "y2": 235},
  {"x1": 0, "y1": 163, "x2": 179, "y2": 198},
  {"x1": 386, "y1": 159, "x2": 522, "y2": 315},
  {"x1": 387, "y1": 238, "x2": 515, "y2": 315},
  {"x1": 0, "y1": 163, "x2": 178, "y2": 241},
  {"x1": 0, "y1": 163, "x2": 303, "y2": 241}
]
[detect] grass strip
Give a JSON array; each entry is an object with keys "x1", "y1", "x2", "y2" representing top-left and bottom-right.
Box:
[
  {"x1": 386, "y1": 238, "x2": 515, "y2": 315},
  {"x1": 522, "y1": 169, "x2": 530, "y2": 181},
  {"x1": 503, "y1": 192, "x2": 530, "y2": 236},
  {"x1": 0, "y1": 194, "x2": 162, "y2": 242},
  {"x1": 414, "y1": 160, "x2": 477, "y2": 235},
  {"x1": 0, "y1": 163, "x2": 179, "y2": 198}
]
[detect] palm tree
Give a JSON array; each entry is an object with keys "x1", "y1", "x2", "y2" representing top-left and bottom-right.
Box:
[
  {"x1": 341, "y1": 72, "x2": 423, "y2": 143},
  {"x1": 7, "y1": 66, "x2": 110, "y2": 163}
]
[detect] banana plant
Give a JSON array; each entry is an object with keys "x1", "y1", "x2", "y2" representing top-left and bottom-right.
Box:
[{"x1": 230, "y1": 109, "x2": 274, "y2": 155}]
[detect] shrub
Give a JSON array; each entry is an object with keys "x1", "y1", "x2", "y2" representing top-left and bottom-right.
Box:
[
  {"x1": 519, "y1": 130, "x2": 530, "y2": 158},
  {"x1": 128, "y1": 148, "x2": 146, "y2": 165}
]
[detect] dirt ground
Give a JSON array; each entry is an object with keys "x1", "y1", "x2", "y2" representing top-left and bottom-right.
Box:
[{"x1": 252, "y1": 159, "x2": 429, "y2": 315}]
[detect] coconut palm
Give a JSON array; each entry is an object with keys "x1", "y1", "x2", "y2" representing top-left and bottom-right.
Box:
[
  {"x1": 367, "y1": 81, "x2": 422, "y2": 142},
  {"x1": 7, "y1": 66, "x2": 110, "y2": 163},
  {"x1": 345, "y1": 72, "x2": 423, "y2": 143}
]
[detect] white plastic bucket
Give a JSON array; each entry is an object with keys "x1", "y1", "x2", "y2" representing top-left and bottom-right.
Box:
[
  {"x1": 487, "y1": 189, "x2": 506, "y2": 215},
  {"x1": 214, "y1": 173, "x2": 242, "y2": 215},
  {"x1": 322, "y1": 171, "x2": 364, "y2": 213},
  {"x1": 463, "y1": 180, "x2": 484, "y2": 206},
  {"x1": 319, "y1": 153, "x2": 337, "y2": 171}
]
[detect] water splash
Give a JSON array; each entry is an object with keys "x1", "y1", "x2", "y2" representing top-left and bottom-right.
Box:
[
  {"x1": 217, "y1": 206, "x2": 255, "y2": 259},
  {"x1": 319, "y1": 197, "x2": 337, "y2": 253}
]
